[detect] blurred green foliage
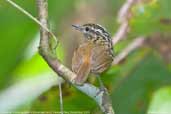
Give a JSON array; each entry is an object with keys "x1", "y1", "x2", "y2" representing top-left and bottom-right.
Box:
[
  {"x1": 0, "y1": 0, "x2": 171, "y2": 114},
  {"x1": 0, "y1": 0, "x2": 37, "y2": 89},
  {"x1": 112, "y1": 53, "x2": 171, "y2": 114},
  {"x1": 130, "y1": 0, "x2": 171, "y2": 35}
]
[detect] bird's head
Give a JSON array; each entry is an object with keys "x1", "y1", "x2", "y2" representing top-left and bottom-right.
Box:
[{"x1": 72, "y1": 23, "x2": 111, "y2": 42}]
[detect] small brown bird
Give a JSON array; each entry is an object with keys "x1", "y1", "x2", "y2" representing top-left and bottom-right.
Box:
[{"x1": 72, "y1": 23, "x2": 114, "y2": 85}]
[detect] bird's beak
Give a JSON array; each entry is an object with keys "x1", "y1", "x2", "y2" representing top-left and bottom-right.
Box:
[{"x1": 72, "y1": 24, "x2": 82, "y2": 31}]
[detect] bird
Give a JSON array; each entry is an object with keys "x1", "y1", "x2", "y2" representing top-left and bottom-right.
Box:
[{"x1": 71, "y1": 23, "x2": 114, "y2": 85}]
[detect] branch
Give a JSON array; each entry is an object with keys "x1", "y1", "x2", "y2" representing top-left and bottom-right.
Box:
[
  {"x1": 112, "y1": 0, "x2": 145, "y2": 65},
  {"x1": 112, "y1": 0, "x2": 137, "y2": 45},
  {"x1": 112, "y1": 22, "x2": 129, "y2": 45},
  {"x1": 36, "y1": 0, "x2": 76, "y2": 83},
  {"x1": 36, "y1": 0, "x2": 115, "y2": 114},
  {"x1": 117, "y1": 0, "x2": 136, "y2": 24},
  {"x1": 113, "y1": 37, "x2": 145, "y2": 65}
]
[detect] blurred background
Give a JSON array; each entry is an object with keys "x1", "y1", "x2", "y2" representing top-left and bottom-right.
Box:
[{"x1": 0, "y1": 0, "x2": 171, "y2": 114}]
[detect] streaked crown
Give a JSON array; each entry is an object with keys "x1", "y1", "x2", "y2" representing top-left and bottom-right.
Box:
[{"x1": 72, "y1": 23, "x2": 111, "y2": 41}]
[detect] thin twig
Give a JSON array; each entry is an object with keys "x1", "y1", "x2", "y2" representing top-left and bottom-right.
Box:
[
  {"x1": 112, "y1": 22, "x2": 129, "y2": 45},
  {"x1": 112, "y1": 0, "x2": 137, "y2": 45},
  {"x1": 58, "y1": 83, "x2": 63, "y2": 114},
  {"x1": 117, "y1": 0, "x2": 136, "y2": 23},
  {"x1": 5, "y1": 0, "x2": 57, "y2": 45},
  {"x1": 113, "y1": 37, "x2": 145, "y2": 65},
  {"x1": 112, "y1": 0, "x2": 144, "y2": 65}
]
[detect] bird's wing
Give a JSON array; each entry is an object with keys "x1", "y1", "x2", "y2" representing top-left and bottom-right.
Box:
[
  {"x1": 72, "y1": 42, "x2": 92, "y2": 85},
  {"x1": 90, "y1": 44, "x2": 113, "y2": 74}
]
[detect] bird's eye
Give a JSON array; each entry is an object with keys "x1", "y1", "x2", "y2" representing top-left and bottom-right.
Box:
[{"x1": 85, "y1": 27, "x2": 89, "y2": 31}]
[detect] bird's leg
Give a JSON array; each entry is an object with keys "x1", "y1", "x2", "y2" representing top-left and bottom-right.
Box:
[
  {"x1": 97, "y1": 75, "x2": 105, "y2": 89},
  {"x1": 95, "y1": 75, "x2": 107, "y2": 97}
]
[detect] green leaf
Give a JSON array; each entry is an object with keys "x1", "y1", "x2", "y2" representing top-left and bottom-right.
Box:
[{"x1": 148, "y1": 86, "x2": 171, "y2": 114}]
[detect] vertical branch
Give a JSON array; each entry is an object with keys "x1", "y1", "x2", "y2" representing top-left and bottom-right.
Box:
[
  {"x1": 36, "y1": 0, "x2": 77, "y2": 82},
  {"x1": 36, "y1": 0, "x2": 49, "y2": 52}
]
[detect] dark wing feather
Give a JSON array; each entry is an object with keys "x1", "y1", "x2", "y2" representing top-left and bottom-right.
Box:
[{"x1": 90, "y1": 44, "x2": 113, "y2": 74}]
